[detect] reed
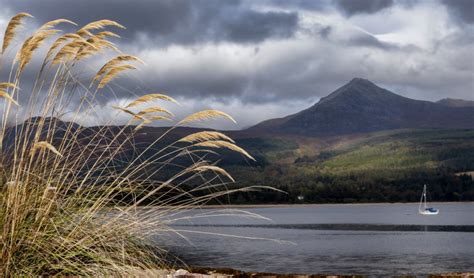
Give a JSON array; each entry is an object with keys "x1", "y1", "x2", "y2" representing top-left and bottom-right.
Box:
[{"x1": 0, "y1": 13, "x2": 262, "y2": 276}]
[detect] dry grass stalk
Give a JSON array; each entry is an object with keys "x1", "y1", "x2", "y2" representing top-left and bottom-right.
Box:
[
  {"x1": 112, "y1": 105, "x2": 147, "y2": 121},
  {"x1": 38, "y1": 19, "x2": 76, "y2": 31},
  {"x1": 137, "y1": 106, "x2": 174, "y2": 117},
  {"x1": 97, "y1": 64, "x2": 136, "y2": 88},
  {"x1": 30, "y1": 141, "x2": 63, "y2": 157},
  {"x1": 95, "y1": 31, "x2": 121, "y2": 39},
  {"x1": 93, "y1": 55, "x2": 143, "y2": 84},
  {"x1": 75, "y1": 36, "x2": 120, "y2": 61},
  {"x1": 0, "y1": 82, "x2": 17, "y2": 91},
  {"x1": 179, "y1": 131, "x2": 235, "y2": 144},
  {"x1": 52, "y1": 39, "x2": 98, "y2": 65},
  {"x1": 76, "y1": 20, "x2": 125, "y2": 38},
  {"x1": 1, "y1": 12, "x2": 33, "y2": 54},
  {"x1": 16, "y1": 29, "x2": 61, "y2": 71},
  {"x1": 0, "y1": 13, "x2": 265, "y2": 277},
  {"x1": 193, "y1": 140, "x2": 255, "y2": 161},
  {"x1": 193, "y1": 165, "x2": 235, "y2": 182},
  {"x1": 146, "y1": 115, "x2": 173, "y2": 122},
  {"x1": 45, "y1": 33, "x2": 83, "y2": 61},
  {"x1": 126, "y1": 93, "x2": 179, "y2": 108},
  {"x1": 178, "y1": 109, "x2": 236, "y2": 125},
  {"x1": 0, "y1": 90, "x2": 18, "y2": 105}
]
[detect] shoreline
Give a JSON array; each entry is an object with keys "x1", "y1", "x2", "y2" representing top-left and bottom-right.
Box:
[
  {"x1": 117, "y1": 201, "x2": 474, "y2": 210},
  {"x1": 185, "y1": 267, "x2": 474, "y2": 278},
  {"x1": 192, "y1": 201, "x2": 474, "y2": 209}
]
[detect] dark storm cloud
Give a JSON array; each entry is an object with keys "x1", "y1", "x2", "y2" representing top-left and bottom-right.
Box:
[
  {"x1": 217, "y1": 9, "x2": 298, "y2": 43},
  {"x1": 334, "y1": 0, "x2": 394, "y2": 16},
  {"x1": 0, "y1": 0, "x2": 473, "y2": 129},
  {"x1": 319, "y1": 26, "x2": 332, "y2": 38},
  {"x1": 441, "y1": 0, "x2": 474, "y2": 24},
  {"x1": 261, "y1": 0, "x2": 331, "y2": 11},
  {"x1": 3, "y1": 0, "x2": 299, "y2": 45}
]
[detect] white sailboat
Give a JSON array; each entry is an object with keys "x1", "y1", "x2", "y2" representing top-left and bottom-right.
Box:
[{"x1": 418, "y1": 184, "x2": 439, "y2": 215}]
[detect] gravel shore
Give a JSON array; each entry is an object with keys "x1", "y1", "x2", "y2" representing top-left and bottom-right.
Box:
[{"x1": 163, "y1": 268, "x2": 474, "y2": 278}]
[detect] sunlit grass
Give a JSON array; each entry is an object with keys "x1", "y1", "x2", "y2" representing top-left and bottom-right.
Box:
[{"x1": 0, "y1": 13, "x2": 266, "y2": 276}]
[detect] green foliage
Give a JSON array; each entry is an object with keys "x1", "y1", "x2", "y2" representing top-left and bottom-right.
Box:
[{"x1": 225, "y1": 129, "x2": 474, "y2": 203}]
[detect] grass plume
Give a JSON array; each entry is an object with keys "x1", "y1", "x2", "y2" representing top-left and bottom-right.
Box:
[
  {"x1": 1, "y1": 12, "x2": 33, "y2": 54},
  {"x1": 0, "y1": 90, "x2": 18, "y2": 105},
  {"x1": 125, "y1": 93, "x2": 179, "y2": 108},
  {"x1": 0, "y1": 13, "x2": 262, "y2": 276}
]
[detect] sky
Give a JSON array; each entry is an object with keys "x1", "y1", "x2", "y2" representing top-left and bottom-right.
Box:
[{"x1": 0, "y1": 0, "x2": 473, "y2": 129}]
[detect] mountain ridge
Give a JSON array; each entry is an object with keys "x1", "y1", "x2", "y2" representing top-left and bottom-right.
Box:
[
  {"x1": 437, "y1": 98, "x2": 474, "y2": 107},
  {"x1": 249, "y1": 78, "x2": 474, "y2": 136}
]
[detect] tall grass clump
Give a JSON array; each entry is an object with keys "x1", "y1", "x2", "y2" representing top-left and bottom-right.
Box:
[{"x1": 0, "y1": 13, "x2": 264, "y2": 276}]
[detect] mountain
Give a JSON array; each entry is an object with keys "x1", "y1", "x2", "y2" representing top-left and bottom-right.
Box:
[
  {"x1": 5, "y1": 113, "x2": 474, "y2": 204},
  {"x1": 249, "y1": 78, "x2": 474, "y2": 136},
  {"x1": 437, "y1": 98, "x2": 474, "y2": 107}
]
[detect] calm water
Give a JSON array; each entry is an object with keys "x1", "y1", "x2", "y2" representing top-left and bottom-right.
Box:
[{"x1": 152, "y1": 203, "x2": 474, "y2": 276}]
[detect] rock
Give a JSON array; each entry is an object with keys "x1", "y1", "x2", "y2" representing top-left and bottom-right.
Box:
[{"x1": 174, "y1": 269, "x2": 189, "y2": 276}]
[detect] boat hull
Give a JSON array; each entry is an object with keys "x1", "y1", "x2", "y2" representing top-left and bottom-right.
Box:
[{"x1": 419, "y1": 210, "x2": 439, "y2": 215}]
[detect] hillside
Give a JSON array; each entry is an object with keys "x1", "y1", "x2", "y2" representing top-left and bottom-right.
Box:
[
  {"x1": 5, "y1": 107, "x2": 474, "y2": 204},
  {"x1": 228, "y1": 129, "x2": 474, "y2": 203},
  {"x1": 437, "y1": 98, "x2": 474, "y2": 107},
  {"x1": 249, "y1": 78, "x2": 474, "y2": 136}
]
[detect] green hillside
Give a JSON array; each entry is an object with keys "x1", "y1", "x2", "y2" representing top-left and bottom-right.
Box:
[
  {"x1": 315, "y1": 129, "x2": 474, "y2": 175},
  {"x1": 225, "y1": 129, "x2": 474, "y2": 203}
]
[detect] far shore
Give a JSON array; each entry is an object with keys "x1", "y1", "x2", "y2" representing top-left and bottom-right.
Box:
[
  {"x1": 122, "y1": 201, "x2": 474, "y2": 210},
  {"x1": 197, "y1": 201, "x2": 474, "y2": 209}
]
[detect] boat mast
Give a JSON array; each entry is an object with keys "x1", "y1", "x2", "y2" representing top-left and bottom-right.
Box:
[
  {"x1": 419, "y1": 185, "x2": 424, "y2": 212},
  {"x1": 423, "y1": 184, "x2": 427, "y2": 209}
]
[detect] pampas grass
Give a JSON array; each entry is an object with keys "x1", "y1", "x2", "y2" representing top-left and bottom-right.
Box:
[
  {"x1": 97, "y1": 64, "x2": 137, "y2": 88},
  {"x1": 0, "y1": 90, "x2": 18, "y2": 105},
  {"x1": 125, "y1": 93, "x2": 179, "y2": 108},
  {"x1": 0, "y1": 13, "x2": 262, "y2": 276},
  {"x1": 1, "y1": 12, "x2": 32, "y2": 54},
  {"x1": 30, "y1": 141, "x2": 63, "y2": 157},
  {"x1": 92, "y1": 55, "x2": 143, "y2": 85},
  {"x1": 179, "y1": 131, "x2": 235, "y2": 144},
  {"x1": 178, "y1": 109, "x2": 237, "y2": 125}
]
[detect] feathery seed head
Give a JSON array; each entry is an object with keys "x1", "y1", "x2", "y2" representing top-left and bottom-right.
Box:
[
  {"x1": 178, "y1": 109, "x2": 236, "y2": 125},
  {"x1": 2, "y1": 12, "x2": 33, "y2": 54},
  {"x1": 93, "y1": 55, "x2": 143, "y2": 84},
  {"x1": 39, "y1": 19, "x2": 76, "y2": 31},
  {"x1": 30, "y1": 141, "x2": 63, "y2": 157},
  {"x1": 125, "y1": 93, "x2": 178, "y2": 108},
  {"x1": 193, "y1": 140, "x2": 255, "y2": 161},
  {"x1": 179, "y1": 131, "x2": 235, "y2": 144},
  {"x1": 137, "y1": 106, "x2": 174, "y2": 117},
  {"x1": 97, "y1": 64, "x2": 136, "y2": 88},
  {"x1": 0, "y1": 90, "x2": 19, "y2": 105}
]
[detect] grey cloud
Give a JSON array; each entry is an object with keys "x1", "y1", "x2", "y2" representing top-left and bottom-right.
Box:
[
  {"x1": 344, "y1": 33, "x2": 402, "y2": 50},
  {"x1": 334, "y1": 0, "x2": 394, "y2": 16},
  {"x1": 441, "y1": 0, "x2": 474, "y2": 24},
  {"x1": 217, "y1": 10, "x2": 297, "y2": 43},
  {"x1": 259, "y1": 0, "x2": 332, "y2": 11},
  {"x1": 0, "y1": 0, "x2": 473, "y2": 129},
  {"x1": 3, "y1": 0, "x2": 299, "y2": 45},
  {"x1": 319, "y1": 26, "x2": 332, "y2": 38},
  {"x1": 128, "y1": 30, "x2": 473, "y2": 107}
]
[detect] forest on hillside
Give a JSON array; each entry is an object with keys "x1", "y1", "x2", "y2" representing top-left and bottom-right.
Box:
[{"x1": 214, "y1": 129, "x2": 474, "y2": 204}]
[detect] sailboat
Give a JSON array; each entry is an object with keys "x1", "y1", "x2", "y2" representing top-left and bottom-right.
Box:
[{"x1": 419, "y1": 184, "x2": 439, "y2": 215}]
